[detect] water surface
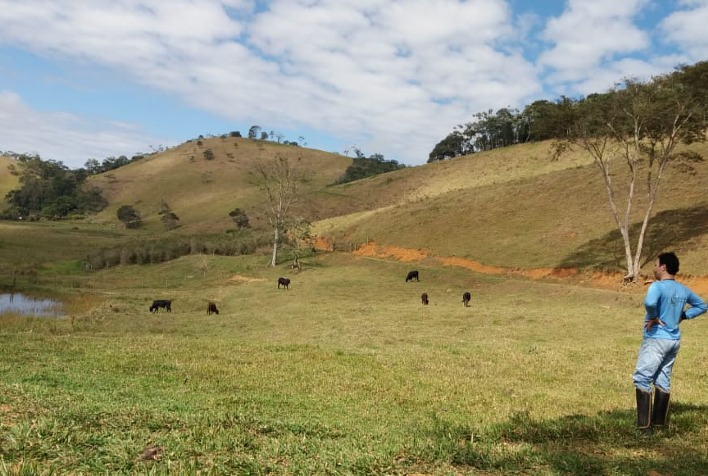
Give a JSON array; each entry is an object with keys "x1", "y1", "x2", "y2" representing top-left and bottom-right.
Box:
[{"x1": 0, "y1": 293, "x2": 64, "y2": 317}]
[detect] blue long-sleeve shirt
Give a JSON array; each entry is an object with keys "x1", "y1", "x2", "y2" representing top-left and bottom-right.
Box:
[{"x1": 644, "y1": 279, "x2": 707, "y2": 340}]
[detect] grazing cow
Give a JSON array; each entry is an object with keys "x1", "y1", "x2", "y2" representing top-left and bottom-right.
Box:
[
  {"x1": 278, "y1": 277, "x2": 291, "y2": 289},
  {"x1": 150, "y1": 299, "x2": 172, "y2": 313},
  {"x1": 207, "y1": 301, "x2": 219, "y2": 315},
  {"x1": 421, "y1": 293, "x2": 429, "y2": 305},
  {"x1": 462, "y1": 292, "x2": 471, "y2": 307},
  {"x1": 405, "y1": 270, "x2": 420, "y2": 282}
]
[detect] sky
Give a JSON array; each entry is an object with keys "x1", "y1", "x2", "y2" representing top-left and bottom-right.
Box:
[{"x1": 0, "y1": 0, "x2": 706, "y2": 169}]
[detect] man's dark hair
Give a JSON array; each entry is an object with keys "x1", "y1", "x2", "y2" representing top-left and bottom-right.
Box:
[{"x1": 658, "y1": 252, "x2": 680, "y2": 275}]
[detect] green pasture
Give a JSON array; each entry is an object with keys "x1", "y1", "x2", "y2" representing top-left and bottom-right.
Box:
[{"x1": 2, "y1": 252, "x2": 708, "y2": 475}]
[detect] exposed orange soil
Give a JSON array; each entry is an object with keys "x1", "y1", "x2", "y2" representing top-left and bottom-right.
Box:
[
  {"x1": 316, "y1": 239, "x2": 708, "y2": 294},
  {"x1": 353, "y1": 241, "x2": 427, "y2": 262}
]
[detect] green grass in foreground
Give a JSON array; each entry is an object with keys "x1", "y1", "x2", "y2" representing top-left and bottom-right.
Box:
[{"x1": 1, "y1": 253, "x2": 708, "y2": 475}]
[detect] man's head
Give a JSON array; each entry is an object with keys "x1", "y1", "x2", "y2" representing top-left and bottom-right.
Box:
[{"x1": 655, "y1": 252, "x2": 680, "y2": 279}]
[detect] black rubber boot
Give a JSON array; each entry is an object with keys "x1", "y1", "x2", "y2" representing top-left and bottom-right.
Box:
[
  {"x1": 636, "y1": 388, "x2": 653, "y2": 435},
  {"x1": 652, "y1": 387, "x2": 671, "y2": 428}
]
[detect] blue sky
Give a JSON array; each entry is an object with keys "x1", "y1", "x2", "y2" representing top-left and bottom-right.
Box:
[{"x1": 0, "y1": 0, "x2": 706, "y2": 169}]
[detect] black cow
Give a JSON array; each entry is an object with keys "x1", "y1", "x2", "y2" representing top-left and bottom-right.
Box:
[
  {"x1": 462, "y1": 292, "x2": 471, "y2": 307},
  {"x1": 405, "y1": 270, "x2": 419, "y2": 282},
  {"x1": 278, "y1": 277, "x2": 291, "y2": 289},
  {"x1": 421, "y1": 293, "x2": 429, "y2": 305},
  {"x1": 150, "y1": 299, "x2": 172, "y2": 313},
  {"x1": 207, "y1": 302, "x2": 219, "y2": 315}
]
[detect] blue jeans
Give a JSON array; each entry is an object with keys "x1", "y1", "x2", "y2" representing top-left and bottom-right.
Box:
[{"x1": 633, "y1": 338, "x2": 681, "y2": 393}]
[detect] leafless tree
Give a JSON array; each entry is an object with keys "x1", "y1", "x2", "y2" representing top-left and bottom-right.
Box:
[{"x1": 253, "y1": 155, "x2": 303, "y2": 267}]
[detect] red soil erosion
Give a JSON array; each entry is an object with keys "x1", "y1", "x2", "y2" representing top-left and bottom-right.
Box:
[{"x1": 314, "y1": 238, "x2": 708, "y2": 295}]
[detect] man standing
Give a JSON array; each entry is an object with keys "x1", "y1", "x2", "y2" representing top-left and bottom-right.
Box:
[{"x1": 633, "y1": 252, "x2": 707, "y2": 434}]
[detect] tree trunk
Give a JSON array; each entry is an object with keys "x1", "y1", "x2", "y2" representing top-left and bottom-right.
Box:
[{"x1": 270, "y1": 227, "x2": 279, "y2": 267}]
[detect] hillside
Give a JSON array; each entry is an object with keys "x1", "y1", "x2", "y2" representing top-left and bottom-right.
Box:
[
  {"x1": 0, "y1": 155, "x2": 19, "y2": 201},
  {"x1": 87, "y1": 137, "x2": 357, "y2": 233},
  {"x1": 4, "y1": 136, "x2": 708, "y2": 277},
  {"x1": 312, "y1": 140, "x2": 708, "y2": 276},
  {"x1": 87, "y1": 137, "x2": 603, "y2": 234}
]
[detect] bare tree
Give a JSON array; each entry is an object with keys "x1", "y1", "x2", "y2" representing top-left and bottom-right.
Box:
[
  {"x1": 253, "y1": 155, "x2": 303, "y2": 267},
  {"x1": 555, "y1": 73, "x2": 705, "y2": 282}
]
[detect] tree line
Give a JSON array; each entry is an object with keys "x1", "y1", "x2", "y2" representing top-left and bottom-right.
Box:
[
  {"x1": 84, "y1": 154, "x2": 147, "y2": 175},
  {"x1": 1, "y1": 155, "x2": 107, "y2": 220},
  {"x1": 335, "y1": 148, "x2": 406, "y2": 184},
  {"x1": 428, "y1": 61, "x2": 708, "y2": 163}
]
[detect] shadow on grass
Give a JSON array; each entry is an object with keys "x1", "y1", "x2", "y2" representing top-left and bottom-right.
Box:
[
  {"x1": 423, "y1": 402, "x2": 708, "y2": 475},
  {"x1": 559, "y1": 204, "x2": 708, "y2": 271}
]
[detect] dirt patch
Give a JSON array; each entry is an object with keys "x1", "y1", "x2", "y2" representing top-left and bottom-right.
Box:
[
  {"x1": 314, "y1": 236, "x2": 333, "y2": 251},
  {"x1": 439, "y1": 256, "x2": 508, "y2": 275},
  {"x1": 316, "y1": 238, "x2": 708, "y2": 293},
  {"x1": 353, "y1": 242, "x2": 427, "y2": 262},
  {"x1": 228, "y1": 275, "x2": 267, "y2": 283}
]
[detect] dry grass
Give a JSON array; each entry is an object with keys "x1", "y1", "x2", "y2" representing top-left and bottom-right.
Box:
[
  {"x1": 86, "y1": 138, "x2": 353, "y2": 233},
  {"x1": 314, "y1": 139, "x2": 708, "y2": 276},
  {"x1": 2, "y1": 137, "x2": 707, "y2": 278}
]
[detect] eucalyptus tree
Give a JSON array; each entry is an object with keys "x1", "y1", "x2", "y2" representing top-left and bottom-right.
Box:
[
  {"x1": 555, "y1": 72, "x2": 706, "y2": 282},
  {"x1": 428, "y1": 130, "x2": 467, "y2": 162},
  {"x1": 522, "y1": 97, "x2": 576, "y2": 141}
]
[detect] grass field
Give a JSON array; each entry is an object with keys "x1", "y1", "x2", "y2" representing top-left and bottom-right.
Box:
[
  {"x1": 2, "y1": 251, "x2": 708, "y2": 475},
  {"x1": 2, "y1": 136, "x2": 708, "y2": 474}
]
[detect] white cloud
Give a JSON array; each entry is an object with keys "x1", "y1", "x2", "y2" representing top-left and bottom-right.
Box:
[
  {"x1": 660, "y1": 1, "x2": 708, "y2": 61},
  {"x1": 0, "y1": 91, "x2": 167, "y2": 163},
  {"x1": 0, "y1": 0, "x2": 544, "y2": 165},
  {"x1": 0, "y1": 0, "x2": 703, "y2": 166},
  {"x1": 538, "y1": 0, "x2": 654, "y2": 93}
]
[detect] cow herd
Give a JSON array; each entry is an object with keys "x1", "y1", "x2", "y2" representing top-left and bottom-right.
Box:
[
  {"x1": 407, "y1": 270, "x2": 472, "y2": 307},
  {"x1": 149, "y1": 269, "x2": 472, "y2": 315}
]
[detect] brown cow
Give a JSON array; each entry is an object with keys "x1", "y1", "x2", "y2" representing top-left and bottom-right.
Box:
[
  {"x1": 421, "y1": 293, "x2": 429, "y2": 305},
  {"x1": 207, "y1": 302, "x2": 219, "y2": 315},
  {"x1": 462, "y1": 292, "x2": 471, "y2": 307}
]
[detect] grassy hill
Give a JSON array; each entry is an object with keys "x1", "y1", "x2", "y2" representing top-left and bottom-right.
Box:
[
  {"x1": 314, "y1": 139, "x2": 708, "y2": 276},
  {"x1": 3, "y1": 136, "x2": 708, "y2": 276},
  {"x1": 86, "y1": 137, "x2": 356, "y2": 234}
]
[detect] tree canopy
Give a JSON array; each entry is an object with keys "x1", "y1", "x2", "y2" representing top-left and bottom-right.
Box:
[
  {"x1": 428, "y1": 61, "x2": 708, "y2": 162},
  {"x1": 336, "y1": 149, "x2": 406, "y2": 184}
]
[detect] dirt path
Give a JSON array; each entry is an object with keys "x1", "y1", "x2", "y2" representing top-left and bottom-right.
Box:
[{"x1": 315, "y1": 239, "x2": 708, "y2": 295}]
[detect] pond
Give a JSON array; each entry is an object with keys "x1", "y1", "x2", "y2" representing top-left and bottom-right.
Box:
[{"x1": 0, "y1": 293, "x2": 64, "y2": 317}]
